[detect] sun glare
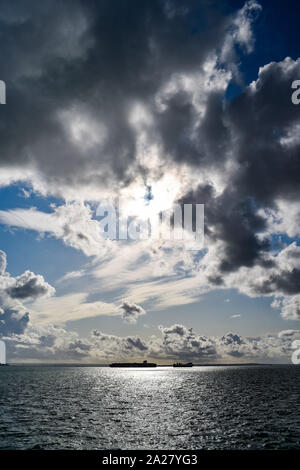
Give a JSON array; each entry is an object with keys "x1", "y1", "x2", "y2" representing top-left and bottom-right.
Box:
[{"x1": 122, "y1": 175, "x2": 180, "y2": 221}]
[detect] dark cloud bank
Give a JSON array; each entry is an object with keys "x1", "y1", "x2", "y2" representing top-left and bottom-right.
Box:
[
  {"x1": 0, "y1": 1, "x2": 300, "y2": 360},
  {"x1": 0, "y1": 1, "x2": 299, "y2": 288}
]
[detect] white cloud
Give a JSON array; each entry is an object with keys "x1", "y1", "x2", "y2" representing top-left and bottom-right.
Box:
[
  {"x1": 260, "y1": 199, "x2": 300, "y2": 239},
  {"x1": 119, "y1": 301, "x2": 146, "y2": 324},
  {"x1": 271, "y1": 295, "x2": 300, "y2": 321},
  {"x1": 0, "y1": 202, "x2": 112, "y2": 257},
  {"x1": 3, "y1": 322, "x2": 298, "y2": 364},
  {"x1": 30, "y1": 293, "x2": 119, "y2": 325},
  {"x1": 0, "y1": 250, "x2": 55, "y2": 336}
]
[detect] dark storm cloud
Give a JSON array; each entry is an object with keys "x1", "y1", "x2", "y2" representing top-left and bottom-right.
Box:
[
  {"x1": 227, "y1": 58, "x2": 300, "y2": 204},
  {"x1": 253, "y1": 268, "x2": 300, "y2": 296},
  {"x1": 177, "y1": 57, "x2": 300, "y2": 283},
  {"x1": 6, "y1": 270, "x2": 55, "y2": 300},
  {"x1": 1, "y1": 0, "x2": 299, "y2": 307},
  {"x1": 0, "y1": 0, "x2": 244, "y2": 193},
  {"x1": 179, "y1": 184, "x2": 270, "y2": 274},
  {"x1": 157, "y1": 88, "x2": 232, "y2": 167},
  {"x1": 156, "y1": 90, "x2": 201, "y2": 165}
]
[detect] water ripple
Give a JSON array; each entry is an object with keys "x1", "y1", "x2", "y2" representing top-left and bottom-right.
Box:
[{"x1": 0, "y1": 365, "x2": 299, "y2": 449}]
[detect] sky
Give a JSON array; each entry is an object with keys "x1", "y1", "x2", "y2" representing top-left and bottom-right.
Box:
[{"x1": 0, "y1": 0, "x2": 300, "y2": 364}]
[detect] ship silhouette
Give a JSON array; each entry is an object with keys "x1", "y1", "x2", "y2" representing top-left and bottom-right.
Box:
[{"x1": 110, "y1": 359, "x2": 157, "y2": 368}]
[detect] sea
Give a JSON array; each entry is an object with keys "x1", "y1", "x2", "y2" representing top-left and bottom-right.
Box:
[{"x1": 0, "y1": 365, "x2": 299, "y2": 450}]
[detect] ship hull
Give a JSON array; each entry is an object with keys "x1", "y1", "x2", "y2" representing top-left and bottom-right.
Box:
[{"x1": 110, "y1": 363, "x2": 157, "y2": 368}]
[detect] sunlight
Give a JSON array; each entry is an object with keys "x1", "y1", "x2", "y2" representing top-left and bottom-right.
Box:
[{"x1": 122, "y1": 174, "x2": 181, "y2": 221}]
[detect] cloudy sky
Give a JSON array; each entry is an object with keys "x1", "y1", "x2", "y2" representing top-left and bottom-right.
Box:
[{"x1": 0, "y1": 0, "x2": 300, "y2": 364}]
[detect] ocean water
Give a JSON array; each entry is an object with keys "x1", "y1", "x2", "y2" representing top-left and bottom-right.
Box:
[{"x1": 0, "y1": 365, "x2": 299, "y2": 450}]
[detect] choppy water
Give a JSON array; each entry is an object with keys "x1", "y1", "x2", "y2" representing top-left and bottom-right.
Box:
[{"x1": 0, "y1": 365, "x2": 299, "y2": 449}]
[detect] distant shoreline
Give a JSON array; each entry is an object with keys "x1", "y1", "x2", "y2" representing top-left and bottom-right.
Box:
[{"x1": 3, "y1": 362, "x2": 291, "y2": 367}]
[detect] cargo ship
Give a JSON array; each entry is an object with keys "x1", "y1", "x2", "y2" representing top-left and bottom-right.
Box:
[
  {"x1": 110, "y1": 360, "x2": 157, "y2": 368},
  {"x1": 173, "y1": 362, "x2": 193, "y2": 367}
]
